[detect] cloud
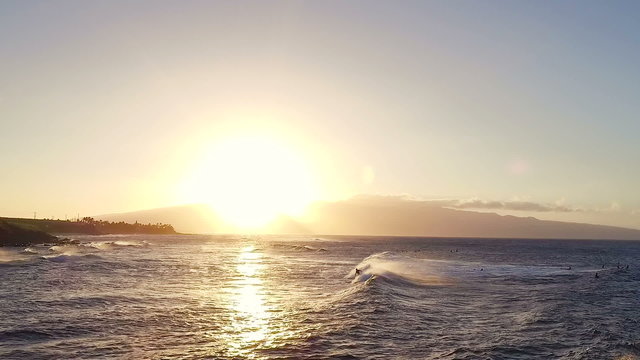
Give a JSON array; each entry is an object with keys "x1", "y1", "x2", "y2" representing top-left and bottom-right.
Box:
[
  {"x1": 347, "y1": 194, "x2": 580, "y2": 213},
  {"x1": 345, "y1": 194, "x2": 638, "y2": 215},
  {"x1": 349, "y1": 194, "x2": 417, "y2": 204},
  {"x1": 446, "y1": 199, "x2": 578, "y2": 212},
  {"x1": 606, "y1": 202, "x2": 621, "y2": 212}
]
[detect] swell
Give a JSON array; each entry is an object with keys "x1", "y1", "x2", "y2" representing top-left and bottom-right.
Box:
[
  {"x1": 349, "y1": 251, "x2": 456, "y2": 287},
  {"x1": 0, "y1": 238, "x2": 152, "y2": 266},
  {"x1": 40, "y1": 253, "x2": 103, "y2": 262},
  {"x1": 272, "y1": 243, "x2": 328, "y2": 252}
]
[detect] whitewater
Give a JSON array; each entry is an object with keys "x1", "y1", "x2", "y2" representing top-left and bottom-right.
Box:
[{"x1": 1, "y1": 235, "x2": 639, "y2": 359}]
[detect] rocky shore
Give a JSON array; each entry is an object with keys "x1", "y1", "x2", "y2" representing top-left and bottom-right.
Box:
[{"x1": 0, "y1": 220, "x2": 70, "y2": 247}]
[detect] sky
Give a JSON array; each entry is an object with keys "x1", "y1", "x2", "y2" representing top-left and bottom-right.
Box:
[{"x1": 1, "y1": 1, "x2": 639, "y2": 229}]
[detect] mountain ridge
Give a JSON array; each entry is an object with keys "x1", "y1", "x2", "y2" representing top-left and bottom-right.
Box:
[{"x1": 95, "y1": 197, "x2": 640, "y2": 240}]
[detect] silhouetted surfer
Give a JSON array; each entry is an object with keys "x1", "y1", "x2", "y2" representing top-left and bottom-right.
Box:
[
  {"x1": 355, "y1": 268, "x2": 361, "y2": 276},
  {"x1": 595, "y1": 272, "x2": 599, "y2": 279}
]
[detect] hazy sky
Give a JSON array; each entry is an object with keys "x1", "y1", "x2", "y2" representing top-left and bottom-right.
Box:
[{"x1": 1, "y1": 1, "x2": 639, "y2": 228}]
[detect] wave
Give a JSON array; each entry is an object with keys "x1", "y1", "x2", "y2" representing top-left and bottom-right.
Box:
[
  {"x1": 48, "y1": 245, "x2": 73, "y2": 253},
  {"x1": 273, "y1": 244, "x2": 328, "y2": 252},
  {"x1": 42, "y1": 243, "x2": 105, "y2": 262},
  {"x1": 0, "y1": 248, "x2": 33, "y2": 264},
  {"x1": 21, "y1": 247, "x2": 39, "y2": 255},
  {"x1": 41, "y1": 253, "x2": 102, "y2": 262},
  {"x1": 349, "y1": 252, "x2": 454, "y2": 287},
  {"x1": 1, "y1": 246, "x2": 102, "y2": 265},
  {"x1": 33, "y1": 238, "x2": 152, "y2": 263},
  {"x1": 112, "y1": 240, "x2": 149, "y2": 247},
  {"x1": 348, "y1": 252, "x2": 594, "y2": 293},
  {"x1": 0, "y1": 238, "x2": 149, "y2": 265},
  {"x1": 85, "y1": 240, "x2": 150, "y2": 250}
]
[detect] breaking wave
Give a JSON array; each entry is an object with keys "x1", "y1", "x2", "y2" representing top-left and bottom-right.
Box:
[
  {"x1": 0, "y1": 239, "x2": 149, "y2": 265},
  {"x1": 0, "y1": 248, "x2": 34, "y2": 264},
  {"x1": 348, "y1": 251, "x2": 585, "y2": 288},
  {"x1": 349, "y1": 252, "x2": 454, "y2": 286},
  {"x1": 86, "y1": 240, "x2": 150, "y2": 250},
  {"x1": 40, "y1": 254, "x2": 103, "y2": 262},
  {"x1": 273, "y1": 243, "x2": 328, "y2": 252}
]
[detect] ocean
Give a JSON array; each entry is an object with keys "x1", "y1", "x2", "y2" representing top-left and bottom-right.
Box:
[{"x1": 1, "y1": 235, "x2": 639, "y2": 359}]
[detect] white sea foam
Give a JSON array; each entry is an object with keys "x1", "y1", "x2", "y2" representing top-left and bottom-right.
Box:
[
  {"x1": 0, "y1": 248, "x2": 29, "y2": 263},
  {"x1": 349, "y1": 251, "x2": 580, "y2": 287},
  {"x1": 350, "y1": 252, "x2": 455, "y2": 286}
]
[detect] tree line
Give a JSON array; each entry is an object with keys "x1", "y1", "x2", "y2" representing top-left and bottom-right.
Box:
[
  {"x1": 79, "y1": 217, "x2": 176, "y2": 234},
  {"x1": 0, "y1": 216, "x2": 177, "y2": 235}
]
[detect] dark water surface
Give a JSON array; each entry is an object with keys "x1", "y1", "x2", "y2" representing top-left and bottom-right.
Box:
[{"x1": 1, "y1": 235, "x2": 639, "y2": 359}]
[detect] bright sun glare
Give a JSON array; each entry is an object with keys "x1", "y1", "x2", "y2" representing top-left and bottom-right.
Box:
[{"x1": 182, "y1": 134, "x2": 318, "y2": 230}]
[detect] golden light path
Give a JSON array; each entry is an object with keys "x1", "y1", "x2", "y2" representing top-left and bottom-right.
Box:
[{"x1": 224, "y1": 245, "x2": 275, "y2": 357}]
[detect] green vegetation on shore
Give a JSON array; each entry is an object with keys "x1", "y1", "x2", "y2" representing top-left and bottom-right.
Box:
[{"x1": 0, "y1": 217, "x2": 177, "y2": 236}]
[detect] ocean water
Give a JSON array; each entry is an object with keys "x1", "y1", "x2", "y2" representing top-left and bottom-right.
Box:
[{"x1": 1, "y1": 235, "x2": 639, "y2": 359}]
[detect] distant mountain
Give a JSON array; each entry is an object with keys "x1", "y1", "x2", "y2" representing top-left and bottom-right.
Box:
[
  {"x1": 95, "y1": 196, "x2": 640, "y2": 240},
  {"x1": 303, "y1": 196, "x2": 640, "y2": 240},
  {"x1": 96, "y1": 204, "x2": 221, "y2": 234},
  {"x1": 95, "y1": 205, "x2": 309, "y2": 234}
]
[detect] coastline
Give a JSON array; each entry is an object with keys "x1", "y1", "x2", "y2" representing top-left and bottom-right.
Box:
[{"x1": 0, "y1": 217, "x2": 178, "y2": 247}]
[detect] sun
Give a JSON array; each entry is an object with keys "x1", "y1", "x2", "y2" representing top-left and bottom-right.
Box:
[{"x1": 181, "y1": 134, "x2": 318, "y2": 230}]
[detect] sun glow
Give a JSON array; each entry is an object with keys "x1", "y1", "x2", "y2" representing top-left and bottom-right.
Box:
[{"x1": 180, "y1": 133, "x2": 318, "y2": 230}]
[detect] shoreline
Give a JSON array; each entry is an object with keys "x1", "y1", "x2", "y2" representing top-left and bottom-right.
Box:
[{"x1": 0, "y1": 217, "x2": 179, "y2": 247}]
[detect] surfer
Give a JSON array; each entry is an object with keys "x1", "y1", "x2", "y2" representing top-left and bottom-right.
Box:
[
  {"x1": 595, "y1": 272, "x2": 599, "y2": 279},
  {"x1": 355, "y1": 268, "x2": 361, "y2": 276}
]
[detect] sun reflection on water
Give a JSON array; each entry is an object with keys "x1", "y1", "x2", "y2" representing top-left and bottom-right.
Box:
[{"x1": 224, "y1": 245, "x2": 274, "y2": 357}]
